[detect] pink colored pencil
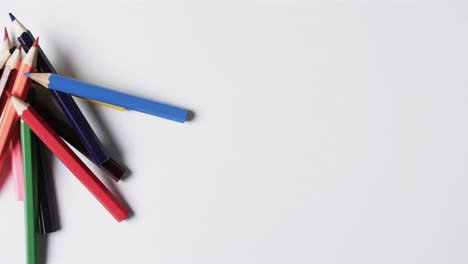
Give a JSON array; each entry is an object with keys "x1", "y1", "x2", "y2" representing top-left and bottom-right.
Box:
[{"x1": 10, "y1": 134, "x2": 23, "y2": 201}]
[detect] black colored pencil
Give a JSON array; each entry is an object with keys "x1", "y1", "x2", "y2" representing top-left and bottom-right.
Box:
[{"x1": 36, "y1": 138, "x2": 59, "y2": 234}]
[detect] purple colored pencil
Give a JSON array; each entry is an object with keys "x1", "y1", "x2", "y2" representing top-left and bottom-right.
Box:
[
  {"x1": 28, "y1": 86, "x2": 127, "y2": 180},
  {"x1": 10, "y1": 13, "x2": 109, "y2": 165},
  {"x1": 10, "y1": 13, "x2": 126, "y2": 181}
]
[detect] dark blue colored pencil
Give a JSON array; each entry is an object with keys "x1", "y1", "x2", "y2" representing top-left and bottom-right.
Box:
[
  {"x1": 10, "y1": 13, "x2": 109, "y2": 165},
  {"x1": 37, "y1": 140, "x2": 59, "y2": 234},
  {"x1": 30, "y1": 91, "x2": 59, "y2": 234},
  {"x1": 10, "y1": 13, "x2": 126, "y2": 181}
]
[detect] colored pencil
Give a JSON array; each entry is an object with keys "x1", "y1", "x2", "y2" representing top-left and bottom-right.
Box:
[
  {"x1": 0, "y1": 46, "x2": 23, "y2": 200},
  {"x1": 10, "y1": 13, "x2": 111, "y2": 165},
  {"x1": 28, "y1": 73, "x2": 188, "y2": 123},
  {"x1": 0, "y1": 38, "x2": 38, "y2": 172},
  {"x1": 28, "y1": 86, "x2": 127, "y2": 181},
  {"x1": 2, "y1": 47, "x2": 58, "y2": 229},
  {"x1": 0, "y1": 46, "x2": 20, "y2": 111},
  {"x1": 0, "y1": 27, "x2": 13, "y2": 72},
  {"x1": 21, "y1": 120, "x2": 38, "y2": 264},
  {"x1": 11, "y1": 14, "x2": 127, "y2": 181},
  {"x1": 37, "y1": 141, "x2": 59, "y2": 234},
  {"x1": 0, "y1": 49, "x2": 54, "y2": 231},
  {"x1": 10, "y1": 134, "x2": 23, "y2": 201},
  {"x1": 32, "y1": 92, "x2": 58, "y2": 234},
  {"x1": 0, "y1": 47, "x2": 58, "y2": 231},
  {"x1": 12, "y1": 96, "x2": 129, "y2": 221}
]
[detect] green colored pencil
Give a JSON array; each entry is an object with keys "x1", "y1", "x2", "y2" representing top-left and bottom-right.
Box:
[{"x1": 21, "y1": 120, "x2": 38, "y2": 264}]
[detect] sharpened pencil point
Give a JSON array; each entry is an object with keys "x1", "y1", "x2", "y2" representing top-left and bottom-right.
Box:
[
  {"x1": 25, "y1": 73, "x2": 50, "y2": 88},
  {"x1": 8, "y1": 13, "x2": 16, "y2": 22},
  {"x1": 10, "y1": 96, "x2": 29, "y2": 115},
  {"x1": 4, "y1": 27, "x2": 8, "y2": 41},
  {"x1": 32, "y1": 37, "x2": 39, "y2": 47}
]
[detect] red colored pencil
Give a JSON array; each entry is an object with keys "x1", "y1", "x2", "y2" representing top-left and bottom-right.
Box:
[
  {"x1": 0, "y1": 38, "x2": 38, "y2": 170},
  {"x1": 11, "y1": 96, "x2": 129, "y2": 222},
  {"x1": 0, "y1": 45, "x2": 21, "y2": 112}
]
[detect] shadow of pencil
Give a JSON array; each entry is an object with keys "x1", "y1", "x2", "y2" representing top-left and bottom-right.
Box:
[
  {"x1": 50, "y1": 44, "x2": 133, "y2": 218},
  {"x1": 186, "y1": 110, "x2": 196, "y2": 122},
  {"x1": 80, "y1": 100, "x2": 125, "y2": 167},
  {"x1": 51, "y1": 45, "x2": 129, "y2": 178}
]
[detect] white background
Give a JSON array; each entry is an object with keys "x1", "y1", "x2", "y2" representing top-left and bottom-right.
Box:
[{"x1": 0, "y1": 0, "x2": 466, "y2": 263}]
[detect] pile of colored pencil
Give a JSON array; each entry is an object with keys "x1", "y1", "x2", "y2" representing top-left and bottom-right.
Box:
[{"x1": 1, "y1": 13, "x2": 188, "y2": 264}]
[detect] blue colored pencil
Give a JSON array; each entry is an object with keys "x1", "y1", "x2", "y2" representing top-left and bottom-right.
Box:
[{"x1": 26, "y1": 73, "x2": 188, "y2": 123}]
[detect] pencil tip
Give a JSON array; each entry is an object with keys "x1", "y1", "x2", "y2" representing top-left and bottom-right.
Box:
[
  {"x1": 32, "y1": 37, "x2": 39, "y2": 47},
  {"x1": 8, "y1": 13, "x2": 15, "y2": 22},
  {"x1": 3, "y1": 27, "x2": 8, "y2": 41},
  {"x1": 24, "y1": 73, "x2": 31, "y2": 77},
  {"x1": 10, "y1": 95, "x2": 29, "y2": 114}
]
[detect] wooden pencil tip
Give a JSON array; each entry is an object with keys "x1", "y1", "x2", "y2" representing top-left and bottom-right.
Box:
[
  {"x1": 32, "y1": 37, "x2": 39, "y2": 47},
  {"x1": 3, "y1": 27, "x2": 8, "y2": 41},
  {"x1": 10, "y1": 95, "x2": 29, "y2": 115}
]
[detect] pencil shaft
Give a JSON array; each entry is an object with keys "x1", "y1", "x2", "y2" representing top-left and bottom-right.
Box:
[
  {"x1": 19, "y1": 31, "x2": 110, "y2": 165},
  {"x1": 0, "y1": 62, "x2": 34, "y2": 169},
  {"x1": 37, "y1": 143, "x2": 59, "y2": 233},
  {"x1": 20, "y1": 89, "x2": 58, "y2": 232},
  {"x1": 6, "y1": 67, "x2": 23, "y2": 201},
  {"x1": 19, "y1": 105, "x2": 128, "y2": 221},
  {"x1": 0, "y1": 66, "x2": 13, "y2": 111},
  {"x1": 21, "y1": 121, "x2": 38, "y2": 264},
  {"x1": 0, "y1": 47, "x2": 20, "y2": 108},
  {"x1": 10, "y1": 133, "x2": 23, "y2": 201},
  {"x1": 0, "y1": 52, "x2": 11, "y2": 71},
  {"x1": 48, "y1": 74, "x2": 187, "y2": 123},
  {"x1": 0, "y1": 68, "x2": 18, "y2": 112}
]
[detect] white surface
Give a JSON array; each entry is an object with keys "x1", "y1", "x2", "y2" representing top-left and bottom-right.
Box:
[{"x1": 0, "y1": 1, "x2": 467, "y2": 263}]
